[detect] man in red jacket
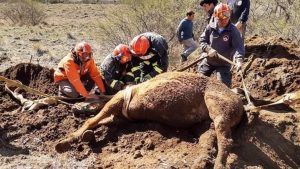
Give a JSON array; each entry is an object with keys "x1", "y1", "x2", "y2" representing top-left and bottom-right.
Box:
[{"x1": 54, "y1": 42, "x2": 106, "y2": 99}]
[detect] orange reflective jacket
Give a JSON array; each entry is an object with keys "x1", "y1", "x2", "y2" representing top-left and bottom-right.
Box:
[{"x1": 54, "y1": 53, "x2": 106, "y2": 97}]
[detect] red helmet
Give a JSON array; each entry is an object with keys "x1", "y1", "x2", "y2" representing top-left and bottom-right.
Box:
[
  {"x1": 113, "y1": 44, "x2": 132, "y2": 64},
  {"x1": 75, "y1": 42, "x2": 93, "y2": 61},
  {"x1": 213, "y1": 3, "x2": 231, "y2": 20},
  {"x1": 129, "y1": 35, "x2": 150, "y2": 56}
]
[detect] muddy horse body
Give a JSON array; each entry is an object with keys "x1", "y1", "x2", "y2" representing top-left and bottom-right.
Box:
[{"x1": 56, "y1": 72, "x2": 244, "y2": 169}]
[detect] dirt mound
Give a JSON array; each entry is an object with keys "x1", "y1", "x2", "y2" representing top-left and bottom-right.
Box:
[
  {"x1": 0, "y1": 38, "x2": 300, "y2": 168},
  {"x1": 233, "y1": 36, "x2": 300, "y2": 102},
  {"x1": 1, "y1": 63, "x2": 58, "y2": 97}
]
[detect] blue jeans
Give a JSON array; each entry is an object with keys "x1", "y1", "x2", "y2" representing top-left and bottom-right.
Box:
[{"x1": 182, "y1": 38, "x2": 198, "y2": 57}]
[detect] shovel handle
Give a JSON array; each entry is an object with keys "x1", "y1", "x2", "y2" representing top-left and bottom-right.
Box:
[{"x1": 216, "y1": 53, "x2": 236, "y2": 66}]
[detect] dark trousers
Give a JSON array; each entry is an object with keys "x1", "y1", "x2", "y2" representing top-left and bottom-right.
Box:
[{"x1": 198, "y1": 60, "x2": 232, "y2": 87}]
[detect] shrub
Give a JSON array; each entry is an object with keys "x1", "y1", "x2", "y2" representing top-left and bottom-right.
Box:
[
  {"x1": 96, "y1": 0, "x2": 201, "y2": 64},
  {"x1": 248, "y1": 0, "x2": 300, "y2": 44},
  {"x1": 0, "y1": 0, "x2": 46, "y2": 26}
]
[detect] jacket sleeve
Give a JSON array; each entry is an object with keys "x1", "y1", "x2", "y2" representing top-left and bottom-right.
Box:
[
  {"x1": 199, "y1": 25, "x2": 211, "y2": 52},
  {"x1": 130, "y1": 57, "x2": 141, "y2": 84},
  {"x1": 100, "y1": 56, "x2": 125, "y2": 91},
  {"x1": 88, "y1": 59, "x2": 106, "y2": 94},
  {"x1": 123, "y1": 66, "x2": 135, "y2": 84},
  {"x1": 239, "y1": 0, "x2": 250, "y2": 23},
  {"x1": 148, "y1": 44, "x2": 168, "y2": 77},
  {"x1": 64, "y1": 60, "x2": 89, "y2": 97},
  {"x1": 176, "y1": 20, "x2": 183, "y2": 41},
  {"x1": 232, "y1": 26, "x2": 245, "y2": 61}
]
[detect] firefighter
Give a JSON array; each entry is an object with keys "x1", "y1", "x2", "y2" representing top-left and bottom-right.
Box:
[
  {"x1": 100, "y1": 44, "x2": 134, "y2": 95},
  {"x1": 54, "y1": 41, "x2": 106, "y2": 99},
  {"x1": 129, "y1": 32, "x2": 169, "y2": 83}
]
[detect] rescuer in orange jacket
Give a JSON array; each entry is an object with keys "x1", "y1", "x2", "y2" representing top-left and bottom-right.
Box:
[{"x1": 54, "y1": 42, "x2": 106, "y2": 99}]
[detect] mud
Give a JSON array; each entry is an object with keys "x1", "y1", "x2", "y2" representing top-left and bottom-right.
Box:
[
  {"x1": 0, "y1": 37, "x2": 300, "y2": 168},
  {"x1": 233, "y1": 36, "x2": 300, "y2": 101}
]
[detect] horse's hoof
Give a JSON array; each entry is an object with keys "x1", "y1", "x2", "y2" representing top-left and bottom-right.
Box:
[
  {"x1": 82, "y1": 130, "x2": 96, "y2": 143},
  {"x1": 55, "y1": 141, "x2": 71, "y2": 153}
]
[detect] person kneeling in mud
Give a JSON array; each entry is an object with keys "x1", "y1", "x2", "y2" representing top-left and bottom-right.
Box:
[
  {"x1": 54, "y1": 42, "x2": 106, "y2": 99},
  {"x1": 100, "y1": 44, "x2": 134, "y2": 95}
]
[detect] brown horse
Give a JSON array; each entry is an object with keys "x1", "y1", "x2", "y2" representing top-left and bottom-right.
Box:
[{"x1": 55, "y1": 72, "x2": 244, "y2": 169}]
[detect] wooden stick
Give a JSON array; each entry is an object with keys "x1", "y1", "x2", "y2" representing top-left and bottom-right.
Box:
[{"x1": 176, "y1": 55, "x2": 207, "y2": 72}]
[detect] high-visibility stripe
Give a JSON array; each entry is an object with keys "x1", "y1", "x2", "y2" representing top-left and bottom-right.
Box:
[
  {"x1": 152, "y1": 62, "x2": 158, "y2": 66},
  {"x1": 126, "y1": 72, "x2": 134, "y2": 77},
  {"x1": 134, "y1": 77, "x2": 140, "y2": 83},
  {"x1": 154, "y1": 66, "x2": 163, "y2": 74},
  {"x1": 131, "y1": 66, "x2": 140, "y2": 72},
  {"x1": 110, "y1": 80, "x2": 118, "y2": 88},
  {"x1": 144, "y1": 61, "x2": 150, "y2": 65}
]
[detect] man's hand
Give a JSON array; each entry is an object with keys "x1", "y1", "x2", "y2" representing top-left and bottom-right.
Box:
[
  {"x1": 236, "y1": 58, "x2": 243, "y2": 72},
  {"x1": 207, "y1": 48, "x2": 218, "y2": 58},
  {"x1": 235, "y1": 21, "x2": 243, "y2": 31}
]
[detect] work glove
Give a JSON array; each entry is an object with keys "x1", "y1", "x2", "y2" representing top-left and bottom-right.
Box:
[
  {"x1": 236, "y1": 58, "x2": 243, "y2": 72},
  {"x1": 141, "y1": 74, "x2": 152, "y2": 82},
  {"x1": 207, "y1": 47, "x2": 218, "y2": 58}
]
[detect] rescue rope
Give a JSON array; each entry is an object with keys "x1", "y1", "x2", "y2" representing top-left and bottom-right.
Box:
[
  {"x1": 215, "y1": 54, "x2": 300, "y2": 110},
  {"x1": 0, "y1": 75, "x2": 76, "y2": 105},
  {"x1": 213, "y1": 54, "x2": 254, "y2": 107},
  {"x1": 122, "y1": 86, "x2": 133, "y2": 120}
]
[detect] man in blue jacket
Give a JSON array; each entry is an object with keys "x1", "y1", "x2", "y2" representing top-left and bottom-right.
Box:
[
  {"x1": 176, "y1": 10, "x2": 198, "y2": 63},
  {"x1": 198, "y1": 3, "x2": 245, "y2": 87},
  {"x1": 227, "y1": 0, "x2": 250, "y2": 38}
]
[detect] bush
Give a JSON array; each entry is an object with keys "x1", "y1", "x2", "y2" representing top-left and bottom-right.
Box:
[
  {"x1": 96, "y1": 0, "x2": 201, "y2": 64},
  {"x1": 0, "y1": 0, "x2": 46, "y2": 26},
  {"x1": 248, "y1": 0, "x2": 300, "y2": 44}
]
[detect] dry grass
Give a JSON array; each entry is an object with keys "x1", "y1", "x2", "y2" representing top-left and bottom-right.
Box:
[{"x1": 0, "y1": 0, "x2": 46, "y2": 26}]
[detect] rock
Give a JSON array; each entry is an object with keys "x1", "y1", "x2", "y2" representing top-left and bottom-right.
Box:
[
  {"x1": 133, "y1": 150, "x2": 142, "y2": 159},
  {"x1": 134, "y1": 144, "x2": 142, "y2": 150},
  {"x1": 111, "y1": 147, "x2": 118, "y2": 153},
  {"x1": 145, "y1": 138, "x2": 155, "y2": 150}
]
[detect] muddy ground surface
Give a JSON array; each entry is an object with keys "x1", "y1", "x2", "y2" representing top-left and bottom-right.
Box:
[{"x1": 0, "y1": 36, "x2": 299, "y2": 169}]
